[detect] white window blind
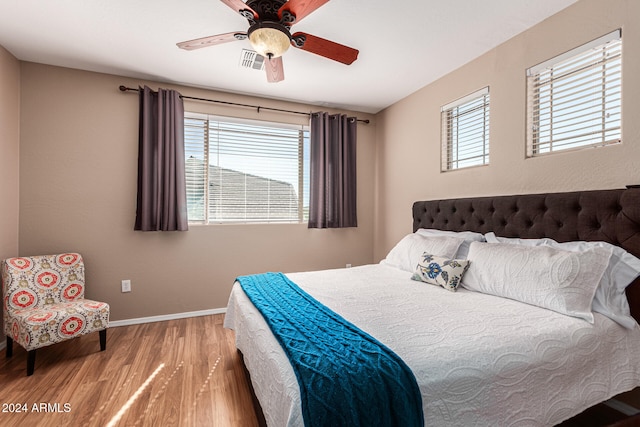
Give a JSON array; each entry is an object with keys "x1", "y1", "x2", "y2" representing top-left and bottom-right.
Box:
[
  {"x1": 441, "y1": 87, "x2": 490, "y2": 171},
  {"x1": 526, "y1": 29, "x2": 622, "y2": 156},
  {"x1": 184, "y1": 113, "x2": 309, "y2": 224}
]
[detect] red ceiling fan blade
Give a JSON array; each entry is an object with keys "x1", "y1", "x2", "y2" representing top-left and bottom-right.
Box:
[
  {"x1": 279, "y1": 0, "x2": 329, "y2": 24},
  {"x1": 220, "y1": 0, "x2": 259, "y2": 20},
  {"x1": 291, "y1": 32, "x2": 358, "y2": 65},
  {"x1": 177, "y1": 32, "x2": 247, "y2": 50},
  {"x1": 265, "y1": 56, "x2": 285, "y2": 83}
]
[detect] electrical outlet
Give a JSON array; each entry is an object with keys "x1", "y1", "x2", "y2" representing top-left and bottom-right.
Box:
[
  {"x1": 121, "y1": 279, "x2": 131, "y2": 293},
  {"x1": 346, "y1": 263, "x2": 352, "y2": 268}
]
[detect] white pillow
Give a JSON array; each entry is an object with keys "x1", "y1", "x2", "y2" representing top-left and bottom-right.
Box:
[
  {"x1": 485, "y1": 232, "x2": 640, "y2": 329},
  {"x1": 464, "y1": 241, "x2": 612, "y2": 322},
  {"x1": 380, "y1": 233, "x2": 465, "y2": 273},
  {"x1": 411, "y1": 253, "x2": 470, "y2": 292},
  {"x1": 415, "y1": 228, "x2": 485, "y2": 259}
]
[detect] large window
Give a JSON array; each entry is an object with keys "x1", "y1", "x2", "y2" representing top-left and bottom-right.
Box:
[
  {"x1": 184, "y1": 113, "x2": 310, "y2": 224},
  {"x1": 526, "y1": 30, "x2": 622, "y2": 156},
  {"x1": 441, "y1": 87, "x2": 490, "y2": 171}
]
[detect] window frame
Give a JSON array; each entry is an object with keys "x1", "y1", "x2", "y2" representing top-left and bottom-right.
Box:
[
  {"x1": 526, "y1": 29, "x2": 622, "y2": 157},
  {"x1": 184, "y1": 112, "x2": 310, "y2": 225},
  {"x1": 440, "y1": 87, "x2": 490, "y2": 172}
]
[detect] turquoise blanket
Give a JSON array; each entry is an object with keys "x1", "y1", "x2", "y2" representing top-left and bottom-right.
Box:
[{"x1": 237, "y1": 272, "x2": 423, "y2": 427}]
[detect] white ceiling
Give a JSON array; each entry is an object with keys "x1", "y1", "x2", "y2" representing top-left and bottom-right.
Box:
[{"x1": 0, "y1": 0, "x2": 578, "y2": 114}]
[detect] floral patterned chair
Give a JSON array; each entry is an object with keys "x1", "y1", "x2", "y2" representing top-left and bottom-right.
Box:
[{"x1": 2, "y1": 253, "x2": 109, "y2": 376}]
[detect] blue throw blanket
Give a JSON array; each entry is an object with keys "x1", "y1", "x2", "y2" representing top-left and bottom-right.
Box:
[{"x1": 237, "y1": 272, "x2": 424, "y2": 427}]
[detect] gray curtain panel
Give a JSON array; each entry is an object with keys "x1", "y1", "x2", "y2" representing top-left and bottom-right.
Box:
[
  {"x1": 308, "y1": 112, "x2": 357, "y2": 228},
  {"x1": 135, "y1": 86, "x2": 189, "y2": 231}
]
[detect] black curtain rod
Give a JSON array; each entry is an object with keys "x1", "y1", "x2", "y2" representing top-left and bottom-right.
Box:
[{"x1": 118, "y1": 85, "x2": 370, "y2": 124}]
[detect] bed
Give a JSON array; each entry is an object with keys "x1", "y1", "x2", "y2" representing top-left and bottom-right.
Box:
[{"x1": 224, "y1": 188, "x2": 640, "y2": 426}]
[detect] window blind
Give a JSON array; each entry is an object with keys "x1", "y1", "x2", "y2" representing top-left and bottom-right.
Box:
[
  {"x1": 441, "y1": 87, "x2": 490, "y2": 171},
  {"x1": 184, "y1": 113, "x2": 309, "y2": 223},
  {"x1": 526, "y1": 29, "x2": 621, "y2": 156}
]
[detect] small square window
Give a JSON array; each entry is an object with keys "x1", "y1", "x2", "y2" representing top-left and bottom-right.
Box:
[
  {"x1": 526, "y1": 29, "x2": 622, "y2": 156},
  {"x1": 441, "y1": 87, "x2": 490, "y2": 171}
]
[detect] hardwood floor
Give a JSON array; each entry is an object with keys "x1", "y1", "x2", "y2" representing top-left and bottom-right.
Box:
[
  {"x1": 0, "y1": 314, "x2": 632, "y2": 426},
  {"x1": 0, "y1": 314, "x2": 258, "y2": 427}
]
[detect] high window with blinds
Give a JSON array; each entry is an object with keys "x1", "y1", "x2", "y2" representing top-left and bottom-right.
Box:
[
  {"x1": 441, "y1": 87, "x2": 490, "y2": 171},
  {"x1": 526, "y1": 29, "x2": 622, "y2": 157},
  {"x1": 184, "y1": 113, "x2": 310, "y2": 224}
]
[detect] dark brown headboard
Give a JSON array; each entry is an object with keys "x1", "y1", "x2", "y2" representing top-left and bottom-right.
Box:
[{"x1": 412, "y1": 188, "x2": 640, "y2": 323}]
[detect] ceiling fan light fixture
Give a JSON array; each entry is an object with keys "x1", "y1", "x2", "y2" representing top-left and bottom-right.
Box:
[{"x1": 248, "y1": 22, "x2": 291, "y2": 59}]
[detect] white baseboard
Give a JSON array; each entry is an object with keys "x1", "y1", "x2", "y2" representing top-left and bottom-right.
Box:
[
  {"x1": 108, "y1": 307, "x2": 227, "y2": 328},
  {"x1": 606, "y1": 398, "x2": 640, "y2": 416}
]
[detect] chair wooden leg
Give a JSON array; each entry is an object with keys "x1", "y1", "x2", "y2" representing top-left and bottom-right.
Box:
[
  {"x1": 6, "y1": 336, "x2": 13, "y2": 358},
  {"x1": 99, "y1": 329, "x2": 107, "y2": 351},
  {"x1": 27, "y1": 350, "x2": 36, "y2": 376}
]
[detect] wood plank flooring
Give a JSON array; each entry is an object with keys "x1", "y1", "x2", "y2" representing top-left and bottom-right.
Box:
[
  {"x1": 0, "y1": 314, "x2": 632, "y2": 426},
  {"x1": 0, "y1": 314, "x2": 257, "y2": 427}
]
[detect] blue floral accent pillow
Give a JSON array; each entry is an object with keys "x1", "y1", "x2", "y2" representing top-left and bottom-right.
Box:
[{"x1": 411, "y1": 252, "x2": 470, "y2": 292}]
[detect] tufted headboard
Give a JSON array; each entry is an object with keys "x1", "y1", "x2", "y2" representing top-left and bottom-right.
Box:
[{"x1": 412, "y1": 188, "x2": 640, "y2": 323}]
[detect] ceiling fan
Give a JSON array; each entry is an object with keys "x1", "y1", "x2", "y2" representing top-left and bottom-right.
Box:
[{"x1": 177, "y1": 0, "x2": 359, "y2": 83}]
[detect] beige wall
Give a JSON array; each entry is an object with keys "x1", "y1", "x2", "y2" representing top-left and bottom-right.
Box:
[
  {"x1": 0, "y1": 46, "x2": 20, "y2": 343},
  {"x1": 374, "y1": 0, "x2": 640, "y2": 261},
  {"x1": 18, "y1": 63, "x2": 376, "y2": 321}
]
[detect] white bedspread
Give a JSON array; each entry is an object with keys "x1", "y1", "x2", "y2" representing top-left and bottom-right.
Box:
[{"x1": 225, "y1": 264, "x2": 640, "y2": 426}]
